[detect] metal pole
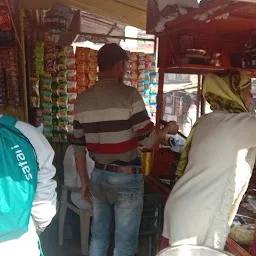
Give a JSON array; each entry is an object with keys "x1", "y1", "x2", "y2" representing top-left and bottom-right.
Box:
[
  {"x1": 196, "y1": 75, "x2": 201, "y2": 120},
  {"x1": 153, "y1": 67, "x2": 165, "y2": 160},
  {"x1": 20, "y1": 8, "x2": 28, "y2": 122},
  {"x1": 154, "y1": 36, "x2": 157, "y2": 55},
  {"x1": 200, "y1": 76, "x2": 205, "y2": 115},
  {"x1": 156, "y1": 67, "x2": 165, "y2": 130},
  {"x1": 63, "y1": 31, "x2": 155, "y2": 42}
]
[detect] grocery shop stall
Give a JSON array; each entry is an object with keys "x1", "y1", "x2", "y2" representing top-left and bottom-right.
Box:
[
  {"x1": 146, "y1": 0, "x2": 256, "y2": 255},
  {"x1": 23, "y1": 4, "x2": 157, "y2": 173},
  {"x1": 21, "y1": 1, "x2": 164, "y2": 255}
]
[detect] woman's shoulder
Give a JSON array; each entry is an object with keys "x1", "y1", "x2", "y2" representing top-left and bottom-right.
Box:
[
  {"x1": 205, "y1": 111, "x2": 255, "y2": 120},
  {"x1": 197, "y1": 112, "x2": 256, "y2": 131},
  {"x1": 203, "y1": 113, "x2": 256, "y2": 137}
]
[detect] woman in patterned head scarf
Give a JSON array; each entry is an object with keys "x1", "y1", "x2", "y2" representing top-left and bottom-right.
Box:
[
  {"x1": 162, "y1": 70, "x2": 255, "y2": 250},
  {"x1": 177, "y1": 70, "x2": 253, "y2": 177}
]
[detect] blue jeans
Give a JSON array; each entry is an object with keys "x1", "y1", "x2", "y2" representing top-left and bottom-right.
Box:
[{"x1": 89, "y1": 168, "x2": 144, "y2": 256}]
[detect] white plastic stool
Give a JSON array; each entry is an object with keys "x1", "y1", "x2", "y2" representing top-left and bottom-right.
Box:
[{"x1": 58, "y1": 185, "x2": 92, "y2": 255}]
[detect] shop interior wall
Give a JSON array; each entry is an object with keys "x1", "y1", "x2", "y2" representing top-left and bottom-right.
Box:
[
  {"x1": 0, "y1": 0, "x2": 25, "y2": 121},
  {"x1": 25, "y1": 28, "x2": 67, "y2": 183}
]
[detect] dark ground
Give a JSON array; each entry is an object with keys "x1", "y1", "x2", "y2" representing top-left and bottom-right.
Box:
[
  {"x1": 40, "y1": 207, "x2": 155, "y2": 256},
  {"x1": 40, "y1": 174, "x2": 159, "y2": 256},
  {"x1": 40, "y1": 212, "x2": 82, "y2": 256}
]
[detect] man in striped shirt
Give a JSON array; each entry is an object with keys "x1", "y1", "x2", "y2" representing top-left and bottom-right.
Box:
[{"x1": 72, "y1": 43, "x2": 178, "y2": 256}]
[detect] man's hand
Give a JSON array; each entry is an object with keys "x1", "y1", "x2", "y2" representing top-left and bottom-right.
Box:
[
  {"x1": 82, "y1": 184, "x2": 92, "y2": 205},
  {"x1": 167, "y1": 121, "x2": 179, "y2": 135},
  {"x1": 157, "y1": 120, "x2": 179, "y2": 142},
  {"x1": 75, "y1": 154, "x2": 92, "y2": 204}
]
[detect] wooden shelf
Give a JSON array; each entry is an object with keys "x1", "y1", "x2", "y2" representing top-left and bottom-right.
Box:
[
  {"x1": 165, "y1": 64, "x2": 226, "y2": 74},
  {"x1": 166, "y1": 1, "x2": 256, "y2": 35},
  {"x1": 164, "y1": 64, "x2": 256, "y2": 76},
  {"x1": 225, "y1": 237, "x2": 251, "y2": 256},
  {"x1": 149, "y1": 1, "x2": 256, "y2": 76},
  {"x1": 147, "y1": 0, "x2": 256, "y2": 36},
  {"x1": 0, "y1": 106, "x2": 25, "y2": 121}
]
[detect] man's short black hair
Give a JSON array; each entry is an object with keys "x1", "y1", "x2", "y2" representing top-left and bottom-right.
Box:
[{"x1": 97, "y1": 43, "x2": 128, "y2": 72}]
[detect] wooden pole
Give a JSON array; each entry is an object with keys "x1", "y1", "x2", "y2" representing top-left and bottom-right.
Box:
[
  {"x1": 154, "y1": 36, "x2": 157, "y2": 55},
  {"x1": 200, "y1": 76, "x2": 205, "y2": 115},
  {"x1": 53, "y1": 31, "x2": 156, "y2": 42},
  {"x1": 153, "y1": 67, "x2": 165, "y2": 169},
  {"x1": 156, "y1": 67, "x2": 165, "y2": 130},
  {"x1": 196, "y1": 75, "x2": 201, "y2": 120},
  {"x1": 20, "y1": 8, "x2": 28, "y2": 122}
]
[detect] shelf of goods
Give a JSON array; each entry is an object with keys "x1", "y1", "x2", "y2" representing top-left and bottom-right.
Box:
[
  {"x1": 124, "y1": 51, "x2": 157, "y2": 117},
  {"x1": 30, "y1": 43, "x2": 157, "y2": 142},
  {"x1": 147, "y1": 0, "x2": 256, "y2": 75},
  {"x1": 30, "y1": 42, "x2": 99, "y2": 143}
]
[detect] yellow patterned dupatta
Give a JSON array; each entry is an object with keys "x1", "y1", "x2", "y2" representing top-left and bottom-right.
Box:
[{"x1": 176, "y1": 70, "x2": 251, "y2": 177}]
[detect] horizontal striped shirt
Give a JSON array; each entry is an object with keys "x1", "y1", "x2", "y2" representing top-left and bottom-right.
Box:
[{"x1": 72, "y1": 78, "x2": 157, "y2": 166}]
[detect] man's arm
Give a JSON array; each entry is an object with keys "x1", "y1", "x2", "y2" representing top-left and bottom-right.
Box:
[
  {"x1": 31, "y1": 144, "x2": 57, "y2": 232},
  {"x1": 16, "y1": 122, "x2": 57, "y2": 232},
  {"x1": 71, "y1": 95, "x2": 91, "y2": 200},
  {"x1": 69, "y1": 120, "x2": 91, "y2": 198},
  {"x1": 75, "y1": 154, "x2": 91, "y2": 203},
  {"x1": 75, "y1": 153, "x2": 89, "y2": 189},
  {"x1": 130, "y1": 90, "x2": 178, "y2": 148}
]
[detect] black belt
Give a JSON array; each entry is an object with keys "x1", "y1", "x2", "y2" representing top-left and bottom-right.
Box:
[{"x1": 95, "y1": 162, "x2": 141, "y2": 174}]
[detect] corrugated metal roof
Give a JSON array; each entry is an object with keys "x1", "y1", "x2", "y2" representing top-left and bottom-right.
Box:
[
  {"x1": 21, "y1": 0, "x2": 147, "y2": 29},
  {"x1": 77, "y1": 11, "x2": 125, "y2": 44},
  {"x1": 25, "y1": 7, "x2": 125, "y2": 45}
]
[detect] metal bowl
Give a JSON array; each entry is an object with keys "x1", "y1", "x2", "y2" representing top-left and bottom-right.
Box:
[{"x1": 157, "y1": 245, "x2": 234, "y2": 256}]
